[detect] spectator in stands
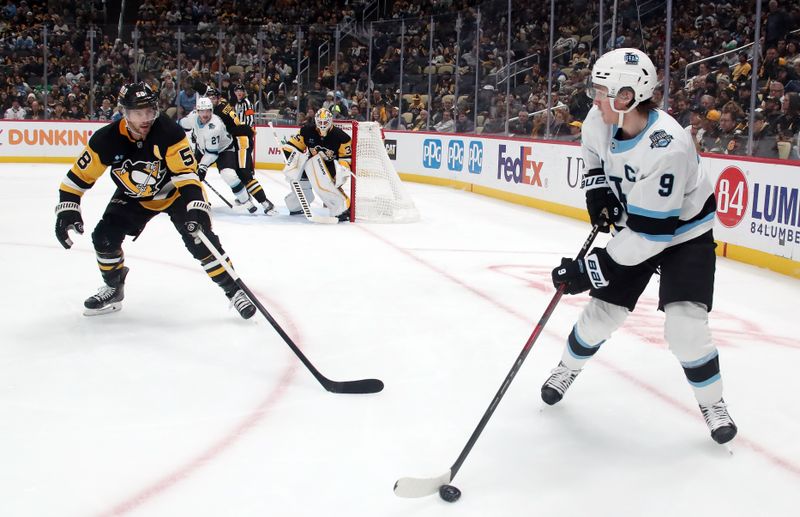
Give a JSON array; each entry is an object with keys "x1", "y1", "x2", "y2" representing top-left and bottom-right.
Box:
[
  {"x1": 763, "y1": 95, "x2": 783, "y2": 127},
  {"x1": 26, "y1": 99, "x2": 44, "y2": 120},
  {"x1": 567, "y1": 120, "x2": 582, "y2": 142},
  {"x1": 51, "y1": 101, "x2": 67, "y2": 120},
  {"x1": 731, "y1": 51, "x2": 752, "y2": 83},
  {"x1": 176, "y1": 82, "x2": 196, "y2": 118},
  {"x1": 410, "y1": 110, "x2": 429, "y2": 131},
  {"x1": 673, "y1": 96, "x2": 691, "y2": 127},
  {"x1": 455, "y1": 110, "x2": 475, "y2": 133},
  {"x1": 95, "y1": 97, "x2": 113, "y2": 120},
  {"x1": 774, "y1": 92, "x2": 800, "y2": 144},
  {"x1": 433, "y1": 109, "x2": 455, "y2": 133},
  {"x1": 384, "y1": 106, "x2": 406, "y2": 130},
  {"x1": 732, "y1": 111, "x2": 778, "y2": 158},
  {"x1": 4, "y1": 97, "x2": 25, "y2": 119},
  {"x1": 159, "y1": 74, "x2": 177, "y2": 111},
  {"x1": 348, "y1": 104, "x2": 365, "y2": 121},
  {"x1": 700, "y1": 109, "x2": 722, "y2": 152},
  {"x1": 765, "y1": 0, "x2": 792, "y2": 48},
  {"x1": 768, "y1": 80, "x2": 785, "y2": 101},
  {"x1": 710, "y1": 110, "x2": 741, "y2": 154},
  {"x1": 760, "y1": 47, "x2": 786, "y2": 82},
  {"x1": 508, "y1": 110, "x2": 533, "y2": 135}
]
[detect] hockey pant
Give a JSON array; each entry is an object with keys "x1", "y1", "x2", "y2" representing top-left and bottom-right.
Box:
[
  {"x1": 559, "y1": 298, "x2": 723, "y2": 405},
  {"x1": 283, "y1": 153, "x2": 349, "y2": 217},
  {"x1": 216, "y1": 148, "x2": 271, "y2": 206},
  {"x1": 91, "y1": 189, "x2": 239, "y2": 296}
]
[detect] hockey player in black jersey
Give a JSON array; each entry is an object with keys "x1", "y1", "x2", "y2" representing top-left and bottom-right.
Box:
[
  {"x1": 54, "y1": 82, "x2": 256, "y2": 319},
  {"x1": 282, "y1": 108, "x2": 352, "y2": 221},
  {"x1": 197, "y1": 83, "x2": 275, "y2": 215}
]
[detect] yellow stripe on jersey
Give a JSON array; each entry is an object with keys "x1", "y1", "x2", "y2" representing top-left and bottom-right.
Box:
[
  {"x1": 68, "y1": 145, "x2": 107, "y2": 185},
  {"x1": 286, "y1": 134, "x2": 307, "y2": 153},
  {"x1": 140, "y1": 191, "x2": 180, "y2": 211},
  {"x1": 165, "y1": 137, "x2": 202, "y2": 190}
]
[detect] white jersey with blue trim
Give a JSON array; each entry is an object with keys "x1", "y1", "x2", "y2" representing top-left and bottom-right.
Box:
[
  {"x1": 179, "y1": 111, "x2": 234, "y2": 169},
  {"x1": 581, "y1": 106, "x2": 716, "y2": 266}
]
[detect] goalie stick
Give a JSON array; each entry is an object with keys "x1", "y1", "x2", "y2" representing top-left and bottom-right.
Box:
[
  {"x1": 268, "y1": 122, "x2": 338, "y2": 224},
  {"x1": 394, "y1": 224, "x2": 602, "y2": 497},
  {"x1": 194, "y1": 228, "x2": 384, "y2": 394}
]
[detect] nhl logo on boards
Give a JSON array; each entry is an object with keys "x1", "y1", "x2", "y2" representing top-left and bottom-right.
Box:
[
  {"x1": 624, "y1": 52, "x2": 639, "y2": 65},
  {"x1": 648, "y1": 129, "x2": 673, "y2": 149}
]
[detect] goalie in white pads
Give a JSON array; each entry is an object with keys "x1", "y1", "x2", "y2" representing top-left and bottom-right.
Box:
[
  {"x1": 180, "y1": 97, "x2": 276, "y2": 215},
  {"x1": 545, "y1": 48, "x2": 737, "y2": 445},
  {"x1": 282, "y1": 108, "x2": 352, "y2": 222}
]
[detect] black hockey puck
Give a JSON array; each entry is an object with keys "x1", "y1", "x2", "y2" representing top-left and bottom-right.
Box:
[{"x1": 439, "y1": 484, "x2": 461, "y2": 503}]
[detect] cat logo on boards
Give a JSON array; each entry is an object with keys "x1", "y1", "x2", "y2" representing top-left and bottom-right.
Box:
[{"x1": 112, "y1": 159, "x2": 165, "y2": 197}]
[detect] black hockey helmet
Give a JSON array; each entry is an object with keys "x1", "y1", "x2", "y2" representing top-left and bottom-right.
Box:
[
  {"x1": 118, "y1": 82, "x2": 158, "y2": 110},
  {"x1": 205, "y1": 86, "x2": 222, "y2": 98},
  {"x1": 233, "y1": 83, "x2": 246, "y2": 92}
]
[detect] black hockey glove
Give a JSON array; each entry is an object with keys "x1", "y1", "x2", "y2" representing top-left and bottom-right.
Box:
[
  {"x1": 197, "y1": 164, "x2": 208, "y2": 182},
  {"x1": 583, "y1": 168, "x2": 622, "y2": 233},
  {"x1": 55, "y1": 201, "x2": 84, "y2": 249},
  {"x1": 185, "y1": 200, "x2": 211, "y2": 244},
  {"x1": 551, "y1": 249, "x2": 611, "y2": 295}
]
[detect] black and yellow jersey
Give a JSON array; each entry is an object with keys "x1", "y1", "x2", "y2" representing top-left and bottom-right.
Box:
[
  {"x1": 283, "y1": 124, "x2": 352, "y2": 165},
  {"x1": 59, "y1": 114, "x2": 204, "y2": 212},
  {"x1": 215, "y1": 99, "x2": 253, "y2": 151}
]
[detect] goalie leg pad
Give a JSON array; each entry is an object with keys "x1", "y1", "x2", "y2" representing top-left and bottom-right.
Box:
[
  {"x1": 560, "y1": 298, "x2": 629, "y2": 370},
  {"x1": 664, "y1": 301, "x2": 722, "y2": 405},
  {"x1": 283, "y1": 150, "x2": 309, "y2": 183},
  {"x1": 285, "y1": 179, "x2": 314, "y2": 213},
  {"x1": 305, "y1": 155, "x2": 349, "y2": 216}
]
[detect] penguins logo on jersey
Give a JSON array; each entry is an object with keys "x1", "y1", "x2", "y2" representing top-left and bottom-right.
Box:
[
  {"x1": 648, "y1": 129, "x2": 674, "y2": 149},
  {"x1": 112, "y1": 159, "x2": 166, "y2": 197}
]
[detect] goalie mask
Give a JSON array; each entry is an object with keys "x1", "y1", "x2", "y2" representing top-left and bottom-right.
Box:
[
  {"x1": 587, "y1": 48, "x2": 657, "y2": 124},
  {"x1": 315, "y1": 108, "x2": 334, "y2": 136}
]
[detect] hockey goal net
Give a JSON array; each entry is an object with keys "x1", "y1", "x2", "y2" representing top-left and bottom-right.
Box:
[{"x1": 335, "y1": 121, "x2": 420, "y2": 223}]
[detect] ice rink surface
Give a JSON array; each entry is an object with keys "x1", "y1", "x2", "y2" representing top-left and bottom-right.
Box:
[{"x1": 1, "y1": 163, "x2": 798, "y2": 517}]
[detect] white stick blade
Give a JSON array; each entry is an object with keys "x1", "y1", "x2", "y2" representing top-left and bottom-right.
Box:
[
  {"x1": 393, "y1": 471, "x2": 452, "y2": 498},
  {"x1": 309, "y1": 215, "x2": 340, "y2": 224}
]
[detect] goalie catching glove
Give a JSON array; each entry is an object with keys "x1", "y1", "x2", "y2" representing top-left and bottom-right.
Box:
[
  {"x1": 55, "y1": 201, "x2": 84, "y2": 249},
  {"x1": 551, "y1": 248, "x2": 613, "y2": 295},
  {"x1": 583, "y1": 168, "x2": 622, "y2": 233}
]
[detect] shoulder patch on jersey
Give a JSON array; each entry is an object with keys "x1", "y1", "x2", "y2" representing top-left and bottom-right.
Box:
[{"x1": 648, "y1": 129, "x2": 674, "y2": 149}]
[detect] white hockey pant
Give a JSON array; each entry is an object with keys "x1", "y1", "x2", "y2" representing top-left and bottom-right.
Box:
[
  {"x1": 219, "y1": 167, "x2": 249, "y2": 204},
  {"x1": 664, "y1": 301, "x2": 722, "y2": 405},
  {"x1": 560, "y1": 298, "x2": 628, "y2": 371}
]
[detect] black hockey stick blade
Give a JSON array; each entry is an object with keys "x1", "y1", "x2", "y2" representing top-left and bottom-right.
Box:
[
  {"x1": 394, "y1": 470, "x2": 452, "y2": 498},
  {"x1": 325, "y1": 378, "x2": 384, "y2": 394}
]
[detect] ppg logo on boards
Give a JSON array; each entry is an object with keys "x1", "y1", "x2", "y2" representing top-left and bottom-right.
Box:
[
  {"x1": 447, "y1": 140, "x2": 465, "y2": 171},
  {"x1": 422, "y1": 139, "x2": 442, "y2": 169},
  {"x1": 468, "y1": 141, "x2": 483, "y2": 174}
]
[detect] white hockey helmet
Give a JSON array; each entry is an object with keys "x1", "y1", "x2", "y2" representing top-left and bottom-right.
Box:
[
  {"x1": 315, "y1": 108, "x2": 334, "y2": 136},
  {"x1": 588, "y1": 48, "x2": 657, "y2": 110},
  {"x1": 196, "y1": 96, "x2": 213, "y2": 111}
]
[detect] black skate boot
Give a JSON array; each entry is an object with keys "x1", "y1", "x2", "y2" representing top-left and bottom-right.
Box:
[
  {"x1": 699, "y1": 399, "x2": 738, "y2": 444},
  {"x1": 541, "y1": 362, "x2": 581, "y2": 405},
  {"x1": 84, "y1": 267, "x2": 129, "y2": 316},
  {"x1": 336, "y1": 208, "x2": 351, "y2": 222},
  {"x1": 227, "y1": 288, "x2": 256, "y2": 319},
  {"x1": 261, "y1": 199, "x2": 277, "y2": 216}
]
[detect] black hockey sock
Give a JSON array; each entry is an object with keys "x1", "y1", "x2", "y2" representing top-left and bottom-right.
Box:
[
  {"x1": 246, "y1": 179, "x2": 267, "y2": 204},
  {"x1": 97, "y1": 250, "x2": 125, "y2": 285},
  {"x1": 200, "y1": 253, "x2": 237, "y2": 295}
]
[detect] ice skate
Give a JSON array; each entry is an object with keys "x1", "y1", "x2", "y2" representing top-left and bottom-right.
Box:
[
  {"x1": 699, "y1": 399, "x2": 738, "y2": 444},
  {"x1": 84, "y1": 267, "x2": 129, "y2": 316},
  {"x1": 228, "y1": 288, "x2": 256, "y2": 319},
  {"x1": 541, "y1": 362, "x2": 581, "y2": 405}
]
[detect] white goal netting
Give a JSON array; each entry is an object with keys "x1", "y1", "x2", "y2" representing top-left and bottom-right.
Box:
[{"x1": 338, "y1": 121, "x2": 420, "y2": 223}]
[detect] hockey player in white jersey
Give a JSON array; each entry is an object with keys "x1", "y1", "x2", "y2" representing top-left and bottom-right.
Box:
[
  {"x1": 543, "y1": 48, "x2": 737, "y2": 444},
  {"x1": 180, "y1": 97, "x2": 275, "y2": 214}
]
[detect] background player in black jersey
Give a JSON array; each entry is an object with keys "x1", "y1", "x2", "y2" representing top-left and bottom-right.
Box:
[
  {"x1": 54, "y1": 82, "x2": 256, "y2": 319},
  {"x1": 197, "y1": 83, "x2": 276, "y2": 215},
  {"x1": 281, "y1": 108, "x2": 352, "y2": 222}
]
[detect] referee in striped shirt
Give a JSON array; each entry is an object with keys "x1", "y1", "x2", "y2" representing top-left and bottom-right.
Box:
[{"x1": 232, "y1": 84, "x2": 255, "y2": 127}]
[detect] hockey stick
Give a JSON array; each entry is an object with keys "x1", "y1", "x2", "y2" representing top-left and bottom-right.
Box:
[
  {"x1": 268, "y1": 122, "x2": 338, "y2": 224},
  {"x1": 194, "y1": 228, "x2": 384, "y2": 394},
  {"x1": 202, "y1": 178, "x2": 234, "y2": 209},
  {"x1": 394, "y1": 224, "x2": 601, "y2": 497}
]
